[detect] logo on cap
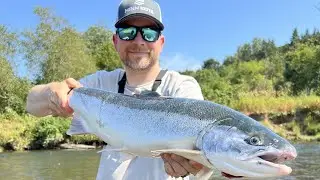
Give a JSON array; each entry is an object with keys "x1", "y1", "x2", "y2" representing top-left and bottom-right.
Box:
[{"x1": 134, "y1": 0, "x2": 144, "y2": 6}]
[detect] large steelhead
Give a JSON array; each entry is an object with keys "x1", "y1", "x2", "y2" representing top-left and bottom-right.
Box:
[{"x1": 67, "y1": 87, "x2": 297, "y2": 179}]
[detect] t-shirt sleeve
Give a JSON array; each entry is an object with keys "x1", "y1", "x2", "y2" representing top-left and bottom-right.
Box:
[
  {"x1": 78, "y1": 71, "x2": 100, "y2": 88},
  {"x1": 78, "y1": 69, "x2": 123, "y2": 91},
  {"x1": 173, "y1": 75, "x2": 204, "y2": 100}
]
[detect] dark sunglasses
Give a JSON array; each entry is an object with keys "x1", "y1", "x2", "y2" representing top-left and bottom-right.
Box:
[{"x1": 116, "y1": 26, "x2": 161, "y2": 42}]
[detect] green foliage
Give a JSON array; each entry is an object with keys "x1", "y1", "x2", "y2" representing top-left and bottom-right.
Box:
[
  {"x1": 234, "y1": 38, "x2": 277, "y2": 62},
  {"x1": 39, "y1": 28, "x2": 97, "y2": 83},
  {"x1": 0, "y1": 109, "x2": 34, "y2": 151},
  {"x1": 191, "y1": 69, "x2": 235, "y2": 105},
  {"x1": 30, "y1": 117, "x2": 71, "y2": 149},
  {"x1": 291, "y1": 28, "x2": 300, "y2": 45},
  {"x1": 21, "y1": 7, "x2": 97, "y2": 84},
  {"x1": 0, "y1": 110, "x2": 101, "y2": 151},
  {"x1": 284, "y1": 44, "x2": 320, "y2": 95},
  {"x1": 0, "y1": 25, "x2": 31, "y2": 114},
  {"x1": 83, "y1": 25, "x2": 113, "y2": 55},
  {"x1": 83, "y1": 25, "x2": 122, "y2": 71},
  {"x1": 202, "y1": 58, "x2": 221, "y2": 71},
  {"x1": 93, "y1": 41, "x2": 123, "y2": 71},
  {"x1": 0, "y1": 25, "x2": 17, "y2": 58},
  {"x1": 221, "y1": 61, "x2": 273, "y2": 94},
  {"x1": 21, "y1": 7, "x2": 69, "y2": 80},
  {"x1": 303, "y1": 112, "x2": 320, "y2": 136},
  {"x1": 0, "y1": 57, "x2": 16, "y2": 112}
]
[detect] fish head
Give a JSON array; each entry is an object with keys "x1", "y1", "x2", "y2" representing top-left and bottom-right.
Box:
[{"x1": 196, "y1": 114, "x2": 297, "y2": 178}]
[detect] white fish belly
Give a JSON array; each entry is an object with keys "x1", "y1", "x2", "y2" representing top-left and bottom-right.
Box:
[{"x1": 90, "y1": 102, "x2": 212, "y2": 150}]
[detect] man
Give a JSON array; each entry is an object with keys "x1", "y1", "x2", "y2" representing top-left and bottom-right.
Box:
[{"x1": 26, "y1": 0, "x2": 205, "y2": 179}]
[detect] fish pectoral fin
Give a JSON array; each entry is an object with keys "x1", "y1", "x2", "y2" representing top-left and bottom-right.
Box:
[
  {"x1": 97, "y1": 147, "x2": 129, "y2": 154},
  {"x1": 150, "y1": 149, "x2": 213, "y2": 169},
  {"x1": 151, "y1": 149, "x2": 201, "y2": 157},
  {"x1": 195, "y1": 166, "x2": 214, "y2": 180},
  {"x1": 97, "y1": 146, "x2": 135, "y2": 156}
]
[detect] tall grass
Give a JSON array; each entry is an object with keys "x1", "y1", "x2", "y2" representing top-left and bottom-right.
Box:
[{"x1": 231, "y1": 95, "x2": 320, "y2": 114}]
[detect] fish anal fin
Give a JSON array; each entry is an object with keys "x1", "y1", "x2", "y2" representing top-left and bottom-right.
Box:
[
  {"x1": 112, "y1": 158, "x2": 135, "y2": 180},
  {"x1": 150, "y1": 149, "x2": 213, "y2": 169}
]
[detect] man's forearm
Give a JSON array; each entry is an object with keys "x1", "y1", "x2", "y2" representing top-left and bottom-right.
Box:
[{"x1": 26, "y1": 84, "x2": 52, "y2": 117}]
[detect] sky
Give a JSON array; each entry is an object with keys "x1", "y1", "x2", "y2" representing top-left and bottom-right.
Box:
[{"x1": 1, "y1": 0, "x2": 320, "y2": 75}]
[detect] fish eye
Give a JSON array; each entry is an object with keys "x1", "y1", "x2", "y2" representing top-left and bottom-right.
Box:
[{"x1": 245, "y1": 136, "x2": 263, "y2": 146}]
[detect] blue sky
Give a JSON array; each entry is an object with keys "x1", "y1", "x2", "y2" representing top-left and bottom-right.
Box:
[{"x1": 1, "y1": 0, "x2": 320, "y2": 74}]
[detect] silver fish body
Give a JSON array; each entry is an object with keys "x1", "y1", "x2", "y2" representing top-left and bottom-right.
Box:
[{"x1": 67, "y1": 87, "x2": 297, "y2": 179}]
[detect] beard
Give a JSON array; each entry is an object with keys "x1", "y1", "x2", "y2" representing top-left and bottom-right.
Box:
[{"x1": 120, "y1": 44, "x2": 158, "y2": 71}]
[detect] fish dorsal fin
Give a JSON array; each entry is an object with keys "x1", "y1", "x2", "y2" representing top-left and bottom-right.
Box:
[
  {"x1": 132, "y1": 90, "x2": 172, "y2": 100},
  {"x1": 139, "y1": 90, "x2": 161, "y2": 97}
]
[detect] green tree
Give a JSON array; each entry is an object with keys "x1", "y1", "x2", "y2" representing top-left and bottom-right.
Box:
[
  {"x1": 0, "y1": 25, "x2": 31, "y2": 113},
  {"x1": 192, "y1": 69, "x2": 235, "y2": 105},
  {"x1": 0, "y1": 56, "x2": 16, "y2": 112},
  {"x1": 290, "y1": 28, "x2": 300, "y2": 45},
  {"x1": 21, "y1": 7, "x2": 68, "y2": 80},
  {"x1": 284, "y1": 44, "x2": 320, "y2": 95},
  {"x1": 223, "y1": 61, "x2": 273, "y2": 93},
  {"x1": 236, "y1": 43, "x2": 252, "y2": 61},
  {"x1": 83, "y1": 25, "x2": 113, "y2": 55},
  {"x1": 21, "y1": 7, "x2": 96, "y2": 83},
  {"x1": 40, "y1": 28, "x2": 97, "y2": 83},
  {"x1": 202, "y1": 58, "x2": 221, "y2": 71},
  {"x1": 83, "y1": 25, "x2": 122, "y2": 71},
  {"x1": 94, "y1": 42, "x2": 123, "y2": 71}
]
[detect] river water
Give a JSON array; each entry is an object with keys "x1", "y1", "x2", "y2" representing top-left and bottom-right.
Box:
[{"x1": 0, "y1": 143, "x2": 319, "y2": 180}]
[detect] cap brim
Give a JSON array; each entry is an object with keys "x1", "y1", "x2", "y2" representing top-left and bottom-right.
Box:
[{"x1": 115, "y1": 13, "x2": 164, "y2": 30}]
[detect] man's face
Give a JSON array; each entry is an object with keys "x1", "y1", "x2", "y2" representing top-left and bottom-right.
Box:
[{"x1": 113, "y1": 17, "x2": 164, "y2": 71}]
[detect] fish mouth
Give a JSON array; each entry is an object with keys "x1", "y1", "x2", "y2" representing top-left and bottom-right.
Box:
[
  {"x1": 221, "y1": 149, "x2": 297, "y2": 178},
  {"x1": 256, "y1": 150, "x2": 296, "y2": 174}
]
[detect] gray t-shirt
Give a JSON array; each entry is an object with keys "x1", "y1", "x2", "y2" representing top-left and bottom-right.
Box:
[{"x1": 79, "y1": 68, "x2": 204, "y2": 180}]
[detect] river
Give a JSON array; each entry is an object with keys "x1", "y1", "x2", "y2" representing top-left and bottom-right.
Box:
[{"x1": 0, "y1": 143, "x2": 319, "y2": 180}]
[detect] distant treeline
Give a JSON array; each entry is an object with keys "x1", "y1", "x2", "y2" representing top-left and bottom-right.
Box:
[{"x1": 0, "y1": 7, "x2": 319, "y2": 151}]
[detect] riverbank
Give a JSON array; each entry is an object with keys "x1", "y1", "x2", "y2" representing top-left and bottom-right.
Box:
[
  {"x1": 0, "y1": 95, "x2": 319, "y2": 152},
  {"x1": 0, "y1": 109, "x2": 105, "y2": 152},
  {"x1": 234, "y1": 95, "x2": 320, "y2": 142}
]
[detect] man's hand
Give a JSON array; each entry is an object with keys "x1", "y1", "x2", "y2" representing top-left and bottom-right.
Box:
[
  {"x1": 48, "y1": 78, "x2": 82, "y2": 117},
  {"x1": 161, "y1": 153, "x2": 203, "y2": 178}
]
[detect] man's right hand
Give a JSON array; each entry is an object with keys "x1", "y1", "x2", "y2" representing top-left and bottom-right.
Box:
[{"x1": 48, "y1": 78, "x2": 82, "y2": 117}]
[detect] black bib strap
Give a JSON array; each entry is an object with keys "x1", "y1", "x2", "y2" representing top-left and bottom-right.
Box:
[
  {"x1": 117, "y1": 69, "x2": 167, "y2": 93},
  {"x1": 117, "y1": 72, "x2": 126, "y2": 93},
  {"x1": 152, "y1": 69, "x2": 167, "y2": 91}
]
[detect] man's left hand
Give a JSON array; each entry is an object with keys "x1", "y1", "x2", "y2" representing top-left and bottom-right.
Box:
[{"x1": 161, "y1": 153, "x2": 203, "y2": 178}]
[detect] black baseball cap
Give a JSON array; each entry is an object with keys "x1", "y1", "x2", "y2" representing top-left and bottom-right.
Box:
[{"x1": 115, "y1": 0, "x2": 164, "y2": 30}]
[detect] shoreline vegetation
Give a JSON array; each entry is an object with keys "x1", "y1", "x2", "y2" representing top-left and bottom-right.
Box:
[{"x1": 1, "y1": 7, "x2": 320, "y2": 152}]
